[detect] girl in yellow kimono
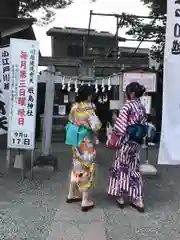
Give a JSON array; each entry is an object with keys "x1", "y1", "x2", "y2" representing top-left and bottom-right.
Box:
[{"x1": 66, "y1": 85, "x2": 101, "y2": 212}]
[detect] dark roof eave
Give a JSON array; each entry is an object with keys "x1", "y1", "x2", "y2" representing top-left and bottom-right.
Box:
[
  {"x1": 0, "y1": 17, "x2": 36, "y2": 33},
  {"x1": 46, "y1": 30, "x2": 126, "y2": 41},
  {"x1": 0, "y1": 17, "x2": 36, "y2": 23}
]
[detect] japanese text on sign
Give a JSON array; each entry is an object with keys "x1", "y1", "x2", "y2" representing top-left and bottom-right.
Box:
[
  {"x1": 8, "y1": 38, "x2": 39, "y2": 150},
  {"x1": 0, "y1": 48, "x2": 10, "y2": 134},
  {"x1": 27, "y1": 49, "x2": 36, "y2": 117},
  {"x1": 18, "y1": 51, "x2": 27, "y2": 126},
  {"x1": 11, "y1": 131, "x2": 31, "y2": 146},
  {"x1": 2, "y1": 50, "x2": 10, "y2": 90},
  {"x1": 172, "y1": 0, "x2": 180, "y2": 54}
]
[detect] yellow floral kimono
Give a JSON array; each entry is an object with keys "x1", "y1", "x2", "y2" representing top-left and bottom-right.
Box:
[{"x1": 68, "y1": 102, "x2": 102, "y2": 192}]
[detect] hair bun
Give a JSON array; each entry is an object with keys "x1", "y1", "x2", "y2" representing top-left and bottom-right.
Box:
[
  {"x1": 125, "y1": 82, "x2": 146, "y2": 99},
  {"x1": 138, "y1": 84, "x2": 146, "y2": 97}
]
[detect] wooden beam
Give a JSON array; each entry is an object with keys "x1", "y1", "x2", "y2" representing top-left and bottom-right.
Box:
[
  {"x1": 39, "y1": 57, "x2": 81, "y2": 67},
  {"x1": 125, "y1": 38, "x2": 158, "y2": 43},
  {"x1": 91, "y1": 12, "x2": 165, "y2": 20},
  {"x1": 39, "y1": 56, "x2": 149, "y2": 68}
]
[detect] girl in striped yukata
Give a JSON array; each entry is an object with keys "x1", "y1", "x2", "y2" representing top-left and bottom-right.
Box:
[{"x1": 108, "y1": 82, "x2": 146, "y2": 212}]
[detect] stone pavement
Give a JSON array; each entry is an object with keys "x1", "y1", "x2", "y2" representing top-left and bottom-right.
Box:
[{"x1": 1, "y1": 144, "x2": 180, "y2": 240}]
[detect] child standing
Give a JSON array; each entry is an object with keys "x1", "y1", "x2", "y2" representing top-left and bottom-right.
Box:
[{"x1": 147, "y1": 115, "x2": 156, "y2": 146}]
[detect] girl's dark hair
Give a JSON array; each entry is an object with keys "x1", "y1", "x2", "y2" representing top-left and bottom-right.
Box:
[
  {"x1": 76, "y1": 85, "x2": 94, "y2": 102},
  {"x1": 147, "y1": 114, "x2": 152, "y2": 122},
  {"x1": 125, "y1": 82, "x2": 146, "y2": 99}
]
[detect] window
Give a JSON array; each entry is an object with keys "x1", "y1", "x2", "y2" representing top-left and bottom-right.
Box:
[
  {"x1": 88, "y1": 46, "x2": 105, "y2": 57},
  {"x1": 67, "y1": 45, "x2": 83, "y2": 57}
]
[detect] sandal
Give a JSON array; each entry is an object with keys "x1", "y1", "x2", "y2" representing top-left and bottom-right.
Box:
[
  {"x1": 116, "y1": 200, "x2": 125, "y2": 209},
  {"x1": 81, "y1": 204, "x2": 94, "y2": 212},
  {"x1": 130, "y1": 203, "x2": 145, "y2": 213},
  {"x1": 81, "y1": 199, "x2": 94, "y2": 212},
  {"x1": 66, "y1": 197, "x2": 82, "y2": 203}
]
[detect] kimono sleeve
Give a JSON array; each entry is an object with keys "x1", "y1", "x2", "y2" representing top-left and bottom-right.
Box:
[
  {"x1": 88, "y1": 111, "x2": 102, "y2": 132},
  {"x1": 114, "y1": 103, "x2": 129, "y2": 135}
]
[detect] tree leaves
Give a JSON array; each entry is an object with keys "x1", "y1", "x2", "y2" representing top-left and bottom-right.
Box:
[
  {"x1": 141, "y1": 0, "x2": 166, "y2": 16},
  {"x1": 19, "y1": 0, "x2": 73, "y2": 13},
  {"x1": 124, "y1": 0, "x2": 166, "y2": 63},
  {"x1": 18, "y1": 0, "x2": 73, "y2": 25}
]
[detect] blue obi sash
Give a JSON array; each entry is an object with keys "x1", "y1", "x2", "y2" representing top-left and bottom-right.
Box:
[
  {"x1": 65, "y1": 122, "x2": 91, "y2": 147},
  {"x1": 127, "y1": 123, "x2": 147, "y2": 144}
]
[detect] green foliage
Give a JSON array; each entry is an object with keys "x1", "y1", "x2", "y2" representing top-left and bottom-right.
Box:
[
  {"x1": 141, "y1": 0, "x2": 166, "y2": 16},
  {"x1": 19, "y1": 0, "x2": 73, "y2": 14},
  {"x1": 18, "y1": 0, "x2": 73, "y2": 25},
  {"x1": 17, "y1": 0, "x2": 96, "y2": 25},
  {"x1": 124, "y1": 0, "x2": 166, "y2": 63}
]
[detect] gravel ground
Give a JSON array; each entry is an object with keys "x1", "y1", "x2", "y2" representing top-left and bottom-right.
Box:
[{"x1": 0, "y1": 144, "x2": 180, "y2": 240}]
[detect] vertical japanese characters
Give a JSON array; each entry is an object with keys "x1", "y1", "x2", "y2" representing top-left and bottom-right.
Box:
[
  {"x1": 27, "y1": 49, "x2": 35, "y2": 118},
  {"x1": 10, "y1": 64, "x2": 19, "y2": 119},
  {"x1": 18, "y1": 51, "x2": 27, "y2": 126},
  {"x1": 0, "y1": 49, "x2": 10, "y2": 133},
  {"x1": 18, "y1": 49, "x2": 36, "y2": 127},
  {"x1": 18, "y1": 49, "x2": 36, "y2": 125},
  {"x1": 172, "y1": 0, "x2": 180, "y2": 54},
  {"x1": 14, "y1": 47, "x2": 36, "y2": 146},
  {"x1": 2, "y1": 50, "x2": 10, "y2": 90}
]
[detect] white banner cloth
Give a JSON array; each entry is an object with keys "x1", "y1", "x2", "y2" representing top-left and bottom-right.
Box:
[
  {"x1": 7, "y1": 38, "x2": 39, "y2": 150},
  {"x1": 158, "y1": 0, "x2": 180, "y2": 164}
]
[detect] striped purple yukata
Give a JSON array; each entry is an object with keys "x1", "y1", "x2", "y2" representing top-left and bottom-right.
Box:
[{"x1": 108, "y1": 99, "x2": 146, "y2": 201}]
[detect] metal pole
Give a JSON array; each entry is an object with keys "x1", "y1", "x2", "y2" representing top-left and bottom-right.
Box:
[
  {"x1": 83, "y1": 36, "x2": 86, "y2": 57},
  {"x1": 115, "y1": 16, "x2": 119, "y2": 60},
  {"x1": 86, "y1": 10, "x2": 93, "y2": 56},
  {"x1": 30, "y1": 149, "x2": 34, "y2": 180},
  {"x1": 91, "y1": 11, "x2": 165, "y2": 20},
  {"x1": 140, "y1": 132, "x2": 158, "y2": 176},
  {"x1": 125, "y1": 38, "x2": 157, "y2": 43},
  {"x1": 89, "y1": 10, "x2": 164, "y2": 58}
]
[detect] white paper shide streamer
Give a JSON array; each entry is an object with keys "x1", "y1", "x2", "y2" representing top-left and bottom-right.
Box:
[
  {"x1": 101, "y1": 78, "x2": 105, "y2": 92},
  {"x1": 108, "y1": 77, "x2": 112, "y2": 91},
  {"x1": 67, "y1": 78, "x2": 71, "y2": 92},
  {"x1": 74, "y1": 79, "x2": 78, "y2": 93},
  {"x1": 61, "y1": 76, "x2": 65, "y2": 90},
  {"x1": 95, "y1": 80, "x2": 98, "y2": 93}
]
